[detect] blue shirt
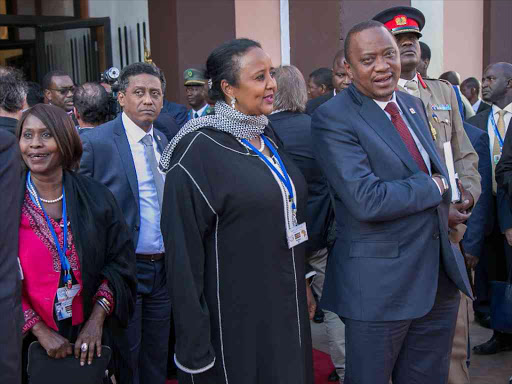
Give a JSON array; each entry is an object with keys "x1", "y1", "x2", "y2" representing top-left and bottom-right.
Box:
[{"x1": 123, "y1": 112, "x2": 165, "y2": 254}]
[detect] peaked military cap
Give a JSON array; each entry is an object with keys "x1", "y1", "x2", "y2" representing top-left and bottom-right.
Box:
[
  {"x1": 184, "y1": 68, "x2": 207, "y2": 86},
  {"x1": 373, "y1": 6, "x2": 425, "y2": 37}
]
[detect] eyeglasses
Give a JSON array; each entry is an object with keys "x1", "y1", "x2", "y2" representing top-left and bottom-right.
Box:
[{"x1": 48, "y1": 86, "x2": 75, "y2": 95}]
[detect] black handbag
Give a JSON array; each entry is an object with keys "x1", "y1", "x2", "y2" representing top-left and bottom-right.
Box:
[
  {"x1": 27, "y1": 341, "x2": 112, "y2": 384},
  {"x1": 490, "y1": 262, "x2": 512, "y2": 333}
]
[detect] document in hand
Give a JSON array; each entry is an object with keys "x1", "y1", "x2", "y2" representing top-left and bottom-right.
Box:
[{"x1": 443, "y1": 142, "x2": 461, "y2": 203}]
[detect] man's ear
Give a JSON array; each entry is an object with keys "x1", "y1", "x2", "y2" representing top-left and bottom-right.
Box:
[
  {"x1": 344, "y1": 59, "x2": 354, "y2": 81},
  {"x1": 43, "y1": 89, "x2": 51, "y2": 103},
  {"x1": 73, "y1": 106, "x2": 80, "y2": 120},
  {"x1": 117, "y1": 91, "x2": 126, "y2": 108}
]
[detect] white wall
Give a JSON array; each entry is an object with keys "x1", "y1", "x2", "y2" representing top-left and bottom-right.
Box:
[
  {"x1": 88, "y1": 0, "x2": 150, "y2": 70},
  {"x1": 412, "y1": 0, "x2": 444, "y2": 78}
]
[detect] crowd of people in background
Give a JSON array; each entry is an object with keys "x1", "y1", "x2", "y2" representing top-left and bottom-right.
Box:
[{"x1": 1, "y1": 5, "x2": 512, "y2": 384}]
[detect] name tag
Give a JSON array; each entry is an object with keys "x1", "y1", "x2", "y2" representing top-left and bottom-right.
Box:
[
  {"x1": 287, "y1": 222, "x2": 308, "y2": 249},
  {"x1": 55, "y1": 284, "x2": 80, "y2": 321},
  {"x1": 432, "y1": 104, "x2": 451, "y2": 111}
]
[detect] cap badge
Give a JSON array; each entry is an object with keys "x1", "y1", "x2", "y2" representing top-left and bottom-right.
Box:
[
  {"x1": 187, "y1": 70, "x2": 193, "y2": 78},
  {"x1": 395, "y1": 16, "x2": 407, "y2": 26}
]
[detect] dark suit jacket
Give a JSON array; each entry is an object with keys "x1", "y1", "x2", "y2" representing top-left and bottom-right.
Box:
[
  {"x1": 476, "y1": 100, "x2": 491, "y2": 115},
  {"x1": 469, "y1": 109, "x2": 512, "y2": 232},
  {"x1": 0, "y1": 116, "x2": 18, "y2": 135},
  {"x1": 312, "y1": 84, "x2": 472, "y2": 322},
  {"x1": 305, "y1": 91, "x2": 334, "y2": 116},
  {"x1": 0, "y1": 131, "x2": 22, "y2": 383},
  {"x1": 268, "y1": 111, "x2": 333, "y2": 252},
  {"x1": 162, "y1": 100, "x2": 188, "y2": 128},
  {"x1": 461, "y1": 122, "x2": 492, "y2": 258},
  {"x1": 153, "y1": 112, "x2": 181, "y2": 142},
  {"x1": 79, "y1": 115, "x2": 169, "y2": 248}
]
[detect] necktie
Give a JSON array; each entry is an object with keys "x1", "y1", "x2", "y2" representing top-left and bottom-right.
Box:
[
  {"x1": 141, "y1": 134, "x2": 164, "y2": 209},
  {"x1": 385, "y1": 102, "x2": 429, "y2": 174},
  {"x1": 404, "y1": 80, "x2": 420, "y2": 98},
  {"x1": 492, "y1": 110, "x2": 507, "y2": 193},
  {"x1": 194, "y1": 112, "x2": 199, "y2": 119}
]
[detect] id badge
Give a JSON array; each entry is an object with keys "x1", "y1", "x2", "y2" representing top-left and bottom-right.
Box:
[
  {"x1": 55, "y1": 284, "x2": 80, "y2": 321},
  {"x1": 286, "y1": 222, "x2": 308, "y2": 249}
]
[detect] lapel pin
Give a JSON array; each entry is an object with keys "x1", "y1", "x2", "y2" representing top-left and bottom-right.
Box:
[
  {"x1": 156, "y1": 135, "x2": 161, "y2": 141},
  {"x1": 409, "y1": 108, "x2": 416, "y2": 114}
]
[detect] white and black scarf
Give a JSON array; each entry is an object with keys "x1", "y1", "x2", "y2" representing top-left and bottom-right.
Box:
[{"x1": 159, "y1": 101, "x2": 268, "y2": 173}]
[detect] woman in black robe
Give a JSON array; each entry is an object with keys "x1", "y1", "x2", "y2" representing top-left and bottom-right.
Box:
[{"x1": 159, "y1": 39, "x2": 314, "y2": 384}]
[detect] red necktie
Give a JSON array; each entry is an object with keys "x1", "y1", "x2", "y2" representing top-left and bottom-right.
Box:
[{"x1": 384, "y1": 102, "x2": 429, "y2": 174}]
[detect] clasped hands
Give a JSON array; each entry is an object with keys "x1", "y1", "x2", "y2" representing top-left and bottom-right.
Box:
[{"x1": 31, "y1": 302, "x2": 106, "y2": 366}]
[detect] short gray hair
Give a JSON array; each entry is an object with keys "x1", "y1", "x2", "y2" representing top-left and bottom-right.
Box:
[
  {"x1": 273, "y1": 65, "x2": 308, "y2": 113},
  {"x1": 0, "y1": 66, "x2": 27, "y2": 113}
]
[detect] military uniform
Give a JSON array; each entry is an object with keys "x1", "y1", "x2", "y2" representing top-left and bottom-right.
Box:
[
  {"x1": 183, "y1": 68, "x2": 214, "y2": 122},
  {"x1": 399, "y1": 74, "x2": 481, "y2": 203}
]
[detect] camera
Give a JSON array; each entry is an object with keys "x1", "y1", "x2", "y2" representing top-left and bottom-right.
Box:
[{"x1": 100, "y1": 67, "x2": 121, "y2": 121}]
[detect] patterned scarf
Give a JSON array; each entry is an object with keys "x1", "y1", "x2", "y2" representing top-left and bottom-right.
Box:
[{"x1": 159, "y1": 101, "x2": 268, "y2": 172}]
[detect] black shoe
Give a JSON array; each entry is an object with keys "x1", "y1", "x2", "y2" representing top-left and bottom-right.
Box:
[
  {"x1": 474, "y1": 311, "x2": 491, "y2": 329},
  {"x1": 473, "y1": 333, "x2": 512, "y2": 355},
  {"x1": 328, "y1": 369, "x2": 340, "y2": 382},
  {"x1": 313, "y1": 309, "x2": 324, "y2": 324}
]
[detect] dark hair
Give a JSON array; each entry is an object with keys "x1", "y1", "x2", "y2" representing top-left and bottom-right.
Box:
[
  {"x1": 439, "y1": 71, "x2": 461, "y2": 86},
  {"x1": 73, "y1": 82, "x2": 109, "y2": 125},
  {"x1": 344, "y1": 20, "x2": 388, "y2": 64},
  {"x1": 419, "y1": 41, "x2": 431, "y2": 61},
  {"x1": 26, "y1": 81, "x2": 44, "y2": 107},
  {"x1": 309, "y1": 68, "x2": 333, "y2": 90},
  {"x1": 461, "y1": 77, "x2": 480, "y2": 92},
  {"x1": 41, "y1": 70, "x2": 71, "y2": 91},
  {"x1": 206, "y1": 38, "x2": 262, "y2": 102},
  {"x1": 332, "y1": 49, "x2": 346, "y2": 67},
  {"x1": 16, "y1": 104, "x2": 82, "y2": 171},
  {"x1": 118, "y1": 62, "x2": 166, "y2": 94},
  {"x1": 0, "y1": 66, "x2": 27, "y2": 113}
]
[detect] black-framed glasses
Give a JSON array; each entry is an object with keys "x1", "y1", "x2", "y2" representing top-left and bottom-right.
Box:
[{"x1": 48, "y1": 86, "x2": 75, "y2": 95}]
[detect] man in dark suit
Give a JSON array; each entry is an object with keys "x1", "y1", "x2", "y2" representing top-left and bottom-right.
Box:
[
  {"x1": 0, "y1": 66, "x2": 27, "y2": 135},
  {"x1": 0, "y1": 130, "x2": 22, "y2": 384},
  {"x1": 306, "y1": 51, "x2": 351, "y2": 116},
  {"x1": 478, "y1": 62, "x2": 512, "y2": 355},
  {"x1": 461, "y1": 77, "x2": 492, "y2": 115},
  {"x1": 80, "y1": 62, "x2": 171, "y2": 384},
  {"x1": 312, "y1": 21, "x2": 472, "y2": 384},
  {"x1": 161, "y1": 99, "x2": 188, "y2": 128}
]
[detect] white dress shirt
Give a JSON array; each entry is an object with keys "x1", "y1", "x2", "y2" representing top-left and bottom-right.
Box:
[
  {"x1": 373, "y1": 93, "x2": 432, "y2": 175},
  {"x1": 398, "y1": 74, "x2": 419, "y2": 95},
  {"x1": 122, "y1": 112, "x2": 165, "y2": 254},
  {"x1": 192, "y1": 104, "x2": 209, "y2": 118},
  {"x1": 472, "y1": 98, "x2": 482, "y2": 114},
  {"x1": 487, "y1": 103, "x2": 512, "y2": 161}
]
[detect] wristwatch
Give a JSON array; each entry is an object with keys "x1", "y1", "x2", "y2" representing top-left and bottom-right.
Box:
[{"x1": 434, "y1": 174, "x2": 449, "y2": 194}]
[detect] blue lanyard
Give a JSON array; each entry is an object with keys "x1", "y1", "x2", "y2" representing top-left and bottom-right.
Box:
[
  {"x1": 26, "y1": 172, "x2": 72, "y2": 288},
  {"x1": 241, "y1": 135, "x2": 296, "y2": 210},
  {"x1": 489, "y1": 111, "x2": 504, "y2": 149}
]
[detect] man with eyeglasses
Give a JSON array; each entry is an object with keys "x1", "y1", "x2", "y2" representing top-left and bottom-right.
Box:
[{"x1": 42, "y1": 70, "x2": 75, "y2": 113}]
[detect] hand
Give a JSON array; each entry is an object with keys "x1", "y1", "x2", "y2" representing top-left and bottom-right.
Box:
[
  {"x1": 32, "y1": 322, "x2": 72, "y2": 359},
  {"x1": 505, "y1": 228, "x2": 512, "y2": 246},
  {"x1": 448, "y1": 204, "x2": 471, "y2": 228},
  {"x1": 453, "y1": 180, "x2": 474, "y2": 212},
  {"x1": 305, "y1": 280, "x2": 317, "y2": 321},
  {"x1": 464, "y1": 252, "x2": 479, "y2": 269},
  {"x1": 74, "y1": 303, "x2": 106, "y2": 366}
]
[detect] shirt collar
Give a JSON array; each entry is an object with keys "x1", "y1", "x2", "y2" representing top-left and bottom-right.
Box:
[
  {"x1": 374, "y1": 92, "x2": 401, "y2": 113},
  {"x1": 472, "y1": 98, "x2": 482, "y2": 109},
  {"x1": 192, "y1": 104, "x2": 208, "y2": 116},
  {"x1": 492, "y1": 102, "x2": 512, "y2": 116},
  {"x1": 397, "y1": 73, "x2": 418, "y2": 89},
  {"x1": 122, "y1": 112, "x2": 154, "y2": 145}
]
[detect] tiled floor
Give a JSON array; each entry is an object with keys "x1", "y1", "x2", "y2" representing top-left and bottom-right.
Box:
[{"x1": 311, "y1": 311, "x2": 512, "y2": 383}]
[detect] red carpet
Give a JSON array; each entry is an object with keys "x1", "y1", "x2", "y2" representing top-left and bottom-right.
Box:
[{"x1": 166, "y1": 348, "x2": 335, "y2": 383}]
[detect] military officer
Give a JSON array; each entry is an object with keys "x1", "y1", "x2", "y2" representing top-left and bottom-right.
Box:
[
  {"x1": 183, "y1": 68, "x2": 213, "y2": 121},
  {"x1": 374, "y1": 7, "x2": 481, "y2": 384}
]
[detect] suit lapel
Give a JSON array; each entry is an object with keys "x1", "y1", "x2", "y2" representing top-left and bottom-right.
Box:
[
  {"x1": 113, "y1": 117, "x2": 139, "y2": 203},
  {"x1": 358, "y1": 96, "x2": 419, "y2": 174},
  {"x1": 396, "y1": 94, "x2": 447, "y2": 177},
  {"x1": 153, "y1": 130, "x2": 166, "y2": 153}
]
